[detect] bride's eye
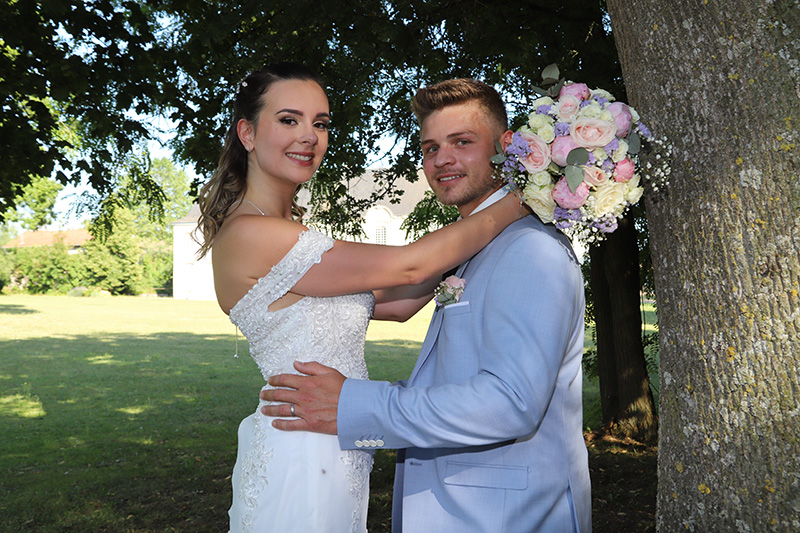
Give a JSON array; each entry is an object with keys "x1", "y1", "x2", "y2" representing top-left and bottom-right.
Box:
[{"x1": 279, "y1": 117, "x2": 298, "y2": 126}]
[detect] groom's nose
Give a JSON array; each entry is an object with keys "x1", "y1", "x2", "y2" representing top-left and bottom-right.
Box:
[{"x1": 432, "y1": 145, "x2": 456, "y2": 167}]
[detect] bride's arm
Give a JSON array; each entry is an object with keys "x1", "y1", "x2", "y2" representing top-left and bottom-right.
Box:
[
  {"x1": 371, "y1": 277, "x2": 439, "y2": 321},
  {"x1": 292, "y1": 191, "x2": 519, "y2": 297}
]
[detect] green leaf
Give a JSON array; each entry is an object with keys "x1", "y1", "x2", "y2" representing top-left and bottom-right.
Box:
[
  {"x1": 541, "y1": 63, "x2": 560, "y2": 84},
  {"x1": 490, "y1": 141, "x2": 507, "y2": 165},
  {"x1": 532, "y1": 86, "x2": 549, "y2": 96},
  {"x1": 627, "y1": 131, "x2": 641, "y2": 155},
  {"x1": 565, "y1": 165, "x2": 585, "y2": 193},
  {"x1": 566, "y1": 147, "x2": 590, "y2": 166}
]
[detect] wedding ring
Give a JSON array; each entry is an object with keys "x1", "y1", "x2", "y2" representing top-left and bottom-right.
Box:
[{"x1": 290, "y1": 403, "x2": 296, "y2": 417}]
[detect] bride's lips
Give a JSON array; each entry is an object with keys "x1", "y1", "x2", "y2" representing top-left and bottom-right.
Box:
[{"x1": 286, "y1": 151, "x2": 315, "y2": 166}]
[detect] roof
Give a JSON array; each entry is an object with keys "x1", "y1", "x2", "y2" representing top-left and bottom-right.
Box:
[{"x1": 2, "y1": 229, "x2": 93, "y2": 249}]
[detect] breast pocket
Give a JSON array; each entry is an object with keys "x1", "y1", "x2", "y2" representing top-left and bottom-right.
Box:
[{"x1": 441, "y1": 300, "x2": 470, "y2": 316}]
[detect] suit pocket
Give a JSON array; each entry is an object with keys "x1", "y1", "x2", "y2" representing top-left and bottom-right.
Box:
[
  {"x1": 442, "y1": 301, "x2": 470, "y2": 316},
  {"x1": 442, "y1": 461, "x2": 528, "y2": 490}
]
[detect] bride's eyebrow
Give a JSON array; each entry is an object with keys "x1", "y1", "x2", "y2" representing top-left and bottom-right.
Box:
[{"x1": 275, "y1": 108, "x2": 331, "y2": 119}]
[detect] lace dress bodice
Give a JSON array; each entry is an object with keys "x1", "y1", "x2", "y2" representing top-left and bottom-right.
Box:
[
  {"x1": 225, "y1": 229, "x2": 374, "y2": 533},
  {"x1": 229, "y1": 229, "x2": 374, "y2": 382}
]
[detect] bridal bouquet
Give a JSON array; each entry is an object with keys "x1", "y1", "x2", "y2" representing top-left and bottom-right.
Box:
[{"x1": 493, "y1": 65, "x2": 655, "y2": 244}]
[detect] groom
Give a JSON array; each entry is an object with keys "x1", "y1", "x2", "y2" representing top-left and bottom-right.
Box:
[{"x1": 263, "y1": 78, "x2": 591, "y2": 532}]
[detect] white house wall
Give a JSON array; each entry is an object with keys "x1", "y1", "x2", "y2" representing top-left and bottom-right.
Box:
[{"x1": 172, "y1": 221, "x2": 217, "y2": 301}]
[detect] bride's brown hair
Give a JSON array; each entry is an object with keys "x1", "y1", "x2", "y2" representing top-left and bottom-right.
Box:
[{"x1": 194, "y1": 63, "x2": 325, "y2": 258}]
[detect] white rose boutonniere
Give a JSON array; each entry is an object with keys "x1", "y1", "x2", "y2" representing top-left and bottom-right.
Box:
[{"x1": 435, "y1": 276, "x2": 466, "y2": 306}]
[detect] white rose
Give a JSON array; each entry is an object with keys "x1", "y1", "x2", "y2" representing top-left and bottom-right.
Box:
[
  {"x1": 527, "y1": 113, "x2": 555, "y2": 142},
  {"x1": 625, "y1": 175, "x2": 644, "y2": 204},
  {"x1": 531, "y1": 96, "x2": 555, "y2": 108},
  {"x1": 578, "y1": 103, "x2": 604, "y2": 119},
  {"x1": 592, "y1": 147, "x2": 608, "y2": 161},
  {"x1": 593, "y1": 181, "x2": 626, "y2": 217},
  {"x1": 522, "y1": 183, "x2": 556, "y2": 224},
  {"x1": 591, "y1": 88, "x2": 615, "y2": 101},
  {"x1": 611, "y1": 138, "x2": 629, "y2": 162},
  {"x1": 529, "y1": 170, "x2": 553, "y2": 187},
  {"x1": 537, "y1": 123, "x2": 555, "y2": 143}
]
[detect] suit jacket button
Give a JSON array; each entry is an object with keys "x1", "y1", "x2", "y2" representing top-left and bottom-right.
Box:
[
  {"x1": 368, "y1": 440, "x2": 377, "y2": 447},
  {"x1": 376, "y1": 440, "x2": 385, "y2": 447},
  {"x1": 355, "y1": 440, "x2": 363, "y2": 447}
]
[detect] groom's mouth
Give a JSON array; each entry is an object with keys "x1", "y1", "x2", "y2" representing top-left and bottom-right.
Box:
[{"x1": 436, "y1": 172, "x2": 467, "y2": 184}]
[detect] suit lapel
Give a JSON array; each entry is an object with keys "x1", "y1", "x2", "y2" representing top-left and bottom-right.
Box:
[{"x1": 408, "y1": 260, "x2": 471, "y2": 383}]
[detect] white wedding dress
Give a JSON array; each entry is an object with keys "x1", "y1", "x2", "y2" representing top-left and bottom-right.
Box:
[{"x1": 227, "y1": 229, "x2": 374, "y2": 533}]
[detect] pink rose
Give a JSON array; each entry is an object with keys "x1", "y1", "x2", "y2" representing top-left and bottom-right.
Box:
[
  {"x1": 518, "y1": 131, "x2": 551, "y2": 173},
  {"x1": 551, "y1": 135, "x2": 578, "y2": 167},
  {"x1": 557, "y1": 94, "x2": 580, "y2": 121},
  {"x1": 558, "y1": 82, "x2": 591, "y2": 101},
  {"x1": 613, "y1": 158, "x2": 636, "y2": 183},
  {"x1": 582, "y1": 165, "x2": 609, "y2": 187},
  {"x1": 443, "y1": 275, "x2": 466, "y2": 289},
  {"x1": 607, "y1": 102, "x2": 633, "y2": 137},
  {"x1": 552, "y1": 176, "x2": 590, "y2": 209},
  {"x1": 570, "y1": 118, "x2": 618, "y2": 149}
]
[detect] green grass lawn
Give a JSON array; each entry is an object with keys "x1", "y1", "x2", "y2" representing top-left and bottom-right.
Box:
[{"x1": 0, "y1": 294, "x2": 632, "y2": 531}]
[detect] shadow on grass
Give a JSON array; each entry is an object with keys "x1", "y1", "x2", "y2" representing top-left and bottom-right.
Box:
[{"x1": 0, "y1": 303, "x2": 38, "y2": 315}]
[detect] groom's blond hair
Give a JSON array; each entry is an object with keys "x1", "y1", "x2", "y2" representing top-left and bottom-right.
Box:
[{"x1": 412, "y1": 78, "x2": 508, "y2": 138}]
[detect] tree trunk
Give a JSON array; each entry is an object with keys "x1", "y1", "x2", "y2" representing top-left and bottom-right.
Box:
[
  {"x1": 590, "y1": 213, "x2": 658, "y2": 440},
  {"x1": 606, "y1": 0, "x2": 800, "y2": 530}
]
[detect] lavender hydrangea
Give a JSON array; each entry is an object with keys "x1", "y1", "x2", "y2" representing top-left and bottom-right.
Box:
[
  {"x1": 554, "y1": 207, "x2": 583, "y2": 229},
  {"x1": 592, "y1": 214, "x2": 619, "y2": 233},
  {"x1": 554, "y1": 122, "x2": 570, "y2": 136},
  {"x1": 501, "y1": 132, "x2": 532, "y2": 185}
]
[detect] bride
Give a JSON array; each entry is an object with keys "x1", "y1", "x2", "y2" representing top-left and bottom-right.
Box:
[{"x1": 195, "y1": 62, "x2": 521, "y2": 533}]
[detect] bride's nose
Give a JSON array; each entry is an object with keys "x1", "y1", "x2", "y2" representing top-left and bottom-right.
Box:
[{"x1": 299, "y1": 125, "x2": 318, "y2": 145}]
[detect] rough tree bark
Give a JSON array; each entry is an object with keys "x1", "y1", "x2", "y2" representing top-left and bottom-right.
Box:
[
  {"x1": 590, "y1": 214, "x2": 657, "y2": 440},
  {"x1": 606, "y1": 0, "x2": 800, "y2": 530}
]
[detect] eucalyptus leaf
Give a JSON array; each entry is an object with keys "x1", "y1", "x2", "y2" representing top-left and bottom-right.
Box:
[
  {"x1": 551, "y1": 79, "x2": 566, "y2": 97},
  {"x1": 532, "y1": 86, "x2": 549, "y2": 96},
  {"x1": 541, "y1": 63, "x2": 560, "y2": 82},
  {"x1": 565, "y1": 165, "x2": 585, "y2": 193},
  {"x1": 490, "y1": 140, "x2": 507, "y2": 165},
  {"x1": 566, "y1": 147, "x2": 590, "y2": 166},
  {"x1": 627, "y1": 131, "x2": 641, "y2": 154}
]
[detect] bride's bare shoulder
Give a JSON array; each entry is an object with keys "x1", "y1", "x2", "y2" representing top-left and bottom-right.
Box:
[{"x1": 214, "y1": 215, "x2": 307, "y2": 269}]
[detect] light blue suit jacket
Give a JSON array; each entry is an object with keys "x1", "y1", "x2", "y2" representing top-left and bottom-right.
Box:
[{"x1": 338, "y1": 215, "x2": 591, "y2": 532}]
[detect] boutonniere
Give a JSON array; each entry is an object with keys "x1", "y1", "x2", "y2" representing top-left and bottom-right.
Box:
[{"x1": 435, "y1": 275, "x2": 466, "y2": 306}]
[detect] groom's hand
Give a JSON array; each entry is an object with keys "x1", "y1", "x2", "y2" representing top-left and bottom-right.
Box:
[{"x1": 260, "y1": 361, "x2": 344, "y2": 435}]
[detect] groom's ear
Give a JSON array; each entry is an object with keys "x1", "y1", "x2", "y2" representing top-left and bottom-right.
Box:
[{"x1": 500, "y1": 130, "x2": 514, "y2": 151}]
